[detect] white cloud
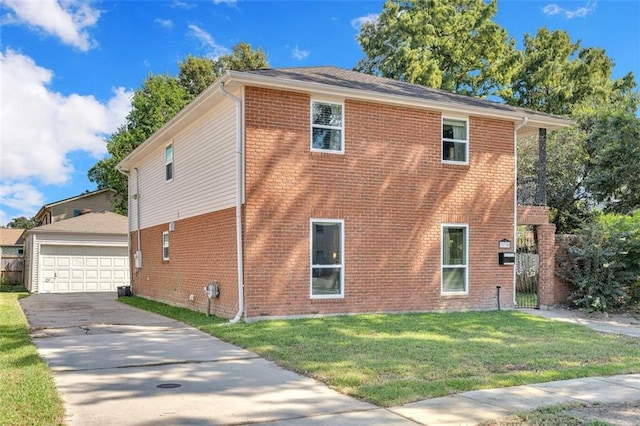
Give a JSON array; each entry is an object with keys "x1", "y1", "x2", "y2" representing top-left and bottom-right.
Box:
[
  {"x1": 187, "y1": 24, "x2": 229, "y2": 58},
  {"x1": 0, "y1": 49, "x2": 131, "y2": 209},
  {"x1": 0, "y1": 183, "x2": 45, "y2": 224},
  {"x1": 170, "y1": 0, "x2": 196, "y2": 9},
  {"x1": 291, "y1": 46, "x2": 309, "y2": 61},
  {"x1": 0, "y1": 0, "x2": 101, "y2": 51},
  {"x1": 350, "y1": 13, "x2": 378, "y2": 30},
  {"x1": 154, "y1": 18, "x2": 173, "y2": 29},
  {"x1": 213, "y1": 0, "x2": 237, "y2": 6},
  {"x1": 542, "y1": 2, "x2": 596, "y2": 19}
]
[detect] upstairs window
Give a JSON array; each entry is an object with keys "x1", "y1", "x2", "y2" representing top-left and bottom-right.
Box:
[
  {"x1": 165, "y1": 144, "x2": 174, "y2": 181},
  {"x1": 162, "y1": 231, "x2": 169, "y2": 261},
  {"x1": 442, "y1": 118, "x2": 468, "y2": 163},
  {"x1": 311, "y1": 101, "x2": 344, "y2": 153}
]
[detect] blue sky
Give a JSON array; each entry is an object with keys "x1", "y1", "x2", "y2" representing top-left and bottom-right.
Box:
[{"x1": 1, "y1": 0, "x2": 638, "y2": 225}]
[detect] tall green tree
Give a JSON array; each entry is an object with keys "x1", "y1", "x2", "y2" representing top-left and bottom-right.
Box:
[
  {"x1": 3, "y1": 216, "x2": 37, "y2": 229},
  {"x1": 355, "y1": 0, "x2": 518, "y2": 97},
  {"x1": 177, "y1": 43, "x2": 268, "y2": 100},
  {"x1": 89, "y1": 42, "x2": 269, "y2": 214},
  {"x1": 505, "y1": 28, "x2": 635, "y2": 115},
  {"x1": 507, "y1": 28, "x2": 638, "y2": 230},
  {"x1": 581, "y1": 99, "x2": 640, "y2": 214}
]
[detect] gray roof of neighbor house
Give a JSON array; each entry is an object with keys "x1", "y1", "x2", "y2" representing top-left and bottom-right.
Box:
[
  {"x1": 0, "y1": 229, "x2": 25, "y2": 246},
  {"x1": 26, "y1": 211, "x2": 128, "y2": 235},
  {"x1": 118, "y1": 66, "x2": 573, "y2": 170}
]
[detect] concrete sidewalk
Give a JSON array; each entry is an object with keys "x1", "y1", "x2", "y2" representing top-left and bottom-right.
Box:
[{"x1": 20, "y1": 293, "x2": 640, "y2": 425}]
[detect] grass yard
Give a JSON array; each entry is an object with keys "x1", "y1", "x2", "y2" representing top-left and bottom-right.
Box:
[
  {"x1": 120, "y1": 297, "x2": 640, "y2": 407},
  {"x1": 0, "y1": 293, "x2": 65, "y2": 426}
]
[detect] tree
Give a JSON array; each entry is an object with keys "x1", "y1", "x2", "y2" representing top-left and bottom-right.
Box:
[
  {"x1": 214, "y1": 42, "x2": 269, "y2": 75},
  {"x1": 581, "y1": 98, "x2": 640, "y2": 214},
  {"x1": 178, "y1": 55, "x2": 218, "y2": 100},
  {"x1": 177, "y1": 43, "x2": 268, "y2": 100},
  {"x1": 4, "y1": 216, "x2": 37, "y2": 229},
  {"x1": 89, "y1": 42, "x2": 269, "y2": 214},
  {"x1": 355, "y1": 0, "x2": 518, "y2": 98},
  {"x1": 507, "y1": 28, "x2": 638, "y2": 230},
  {"x1": 505, "y1": 28, "x2": 635, "y2": 115}
]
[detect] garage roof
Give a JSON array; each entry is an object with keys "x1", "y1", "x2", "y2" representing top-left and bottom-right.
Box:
[{"x1": 26, "y1": 211, "x2": 128, "y2": 235}]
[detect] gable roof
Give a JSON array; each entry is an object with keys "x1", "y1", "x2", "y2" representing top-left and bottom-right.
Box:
[
  {"x1": 26, "y1": 211, "x2": 128, "y2": 235},
  {"x1": 0, "y1": 229, "x2": 25, "y2": 246},
  {"x1": 118, "y1": 66, "x2": 573, "y2": 171},
  {"x1": 34, "y1": 188, "x2": 116, "y2": 221}
]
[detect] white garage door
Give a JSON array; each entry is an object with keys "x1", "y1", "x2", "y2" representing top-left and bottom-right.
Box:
[{"x1": 40, "y1": 245, "x2": 130, "y2": 293}]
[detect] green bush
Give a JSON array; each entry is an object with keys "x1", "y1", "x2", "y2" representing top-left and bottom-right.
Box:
[{"x1": 557, "y1": 211, "x2": 640, "y2": 311}]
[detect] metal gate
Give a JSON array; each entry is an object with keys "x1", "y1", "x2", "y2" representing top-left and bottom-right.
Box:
[{"x1": 516, "y1": 225, "x2": 539, "y2": 308}]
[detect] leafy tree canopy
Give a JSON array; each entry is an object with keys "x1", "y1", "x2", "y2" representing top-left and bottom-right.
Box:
[
  {"x1": 3, "y1": 216, "x2": 37, "y2": 229},
  {"x1": 355, "y1": 0, "x2": 519, "y2": 98},
  {"x1": 89, "y1": 42, "x2": 269, "y2": 214},
  {"x1": 505, "y1": 27, "x2": 636, "y2": 115}
]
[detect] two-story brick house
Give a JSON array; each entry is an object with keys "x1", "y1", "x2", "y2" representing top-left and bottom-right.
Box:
[{"x1": 117, "y1": 67, "x2": 572, "y2": 321}]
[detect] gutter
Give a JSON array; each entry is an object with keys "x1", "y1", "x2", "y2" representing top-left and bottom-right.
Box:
[
  {"x1": 513, "y1": 117, "x2": 529, "y2": 307},
  {"x1": 219, "y1": 82, "x2": 245, "y2": 324}
]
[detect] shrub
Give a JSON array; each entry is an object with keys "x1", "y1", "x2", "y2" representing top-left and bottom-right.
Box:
[{"x1": 557, "y1": 211, "x2": 640, "y2": 311}]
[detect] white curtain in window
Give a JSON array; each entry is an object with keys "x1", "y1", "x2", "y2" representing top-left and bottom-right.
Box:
[{"x1": 443, "y1": 119, "x2": 466, "y2": 140}]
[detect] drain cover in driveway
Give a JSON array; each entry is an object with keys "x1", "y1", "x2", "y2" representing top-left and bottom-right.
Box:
[{"x1": 156, "y1": 383, "x2": 182, "y2": 389}]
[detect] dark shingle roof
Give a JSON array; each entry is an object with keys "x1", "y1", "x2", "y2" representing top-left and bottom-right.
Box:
[{"x1": 242, "y1": 66, "x2": 565, "y2": 121}]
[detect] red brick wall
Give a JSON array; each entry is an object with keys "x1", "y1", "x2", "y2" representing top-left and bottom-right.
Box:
[
  {"x1": 517, "y1": 206, "x2": 550, "y2": 225},
  {"x1": 130, "y1": 208, "x2": 239, "y2": 318},
  {"x1": 242, "y1": 87, "x2": 516, "y2": 319}
]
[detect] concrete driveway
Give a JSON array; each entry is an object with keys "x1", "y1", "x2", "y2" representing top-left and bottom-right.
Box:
[{"x1": 20, "y1": 293, "x2": 411, "y2": 426}]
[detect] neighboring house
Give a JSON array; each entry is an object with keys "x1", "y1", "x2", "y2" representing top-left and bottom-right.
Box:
[
  {"x1": 0, "y1": 228, "x2": 25, "y2": 284},
  {"x1": 34, "y1": 188, "x2": 117, "y2": 225},
  {"x1": 24, "y1": 211, "x2": 130, "y2": 293},
  {"x1": 117, "y1": 66, "x2": 572, "y2": 320}
]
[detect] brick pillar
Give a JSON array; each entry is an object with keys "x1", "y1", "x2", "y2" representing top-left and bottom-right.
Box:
[{"x1": 536, "y1": 223, "x2": 557, "y2": 307}]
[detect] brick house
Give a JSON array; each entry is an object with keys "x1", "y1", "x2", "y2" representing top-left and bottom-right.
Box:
[{"x1": 117, "y1": 67, "x2": 572, "y2": 321}]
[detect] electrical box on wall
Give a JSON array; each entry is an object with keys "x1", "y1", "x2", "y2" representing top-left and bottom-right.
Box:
[
  {"x1": 134, "y1": 250, "x2": 143, "y2": 269},
  {"x1": 499, "y1": 252, "x2": 515, "y2": 265}
]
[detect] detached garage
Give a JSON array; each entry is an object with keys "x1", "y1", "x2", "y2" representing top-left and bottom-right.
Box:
[{"x1": 24, "y1": 211, "x2": 130, "y2": 293}]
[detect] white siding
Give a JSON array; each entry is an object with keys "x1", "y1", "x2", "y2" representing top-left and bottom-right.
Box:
[
  {"x1": 27, "y1": 232, "x2": 128, "y2": 293},
  {"x1": 129, "y1": 96, "x2": 238, "y2": 230}
]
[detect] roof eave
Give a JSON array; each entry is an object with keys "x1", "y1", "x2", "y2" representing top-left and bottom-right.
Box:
[
  {"x1": 117, "y1": 72, "x2": 235, "y2": 172},
  {"x1": 227, "y1": 70, "x2": 574, "y2": 131}
]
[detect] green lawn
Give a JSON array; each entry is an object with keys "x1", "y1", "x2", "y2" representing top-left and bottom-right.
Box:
[
  {"x1": 0, "y1": 293, "x2": 65, "y2": 426},
  {"x1": 121, "y1": 297, "x2": 640, "y2": 407}
]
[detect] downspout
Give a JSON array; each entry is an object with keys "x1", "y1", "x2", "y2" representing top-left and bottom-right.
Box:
[
  {"x1": 117, "y1": 166, "x2": 142, "y2": 291},
  {"x1": 513, "y1": 117, "x2": 528, "y2": 306},
  {"x1": 134, "y1": 167, "x2": 142, "y2": 269},
  {"x1": 220, "y1": 81, "x2": 245, "y2": 324}
]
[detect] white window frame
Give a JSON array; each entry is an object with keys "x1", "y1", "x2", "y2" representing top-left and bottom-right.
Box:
[
  {"x1": 165, "y1": 143, "x2": 174, "y2": 182},
  {"x1": 441, "y1": 223, "x2": 469, "y2": 295},
  {"x1": 162, "y1": 231, "x2": 169, "y2": 261},
  {"x1": 310, "y1": 100, "x2": 345, "y2": 154},
  {"x1": 442, "y1": 117, "x2": 469, "y2": 165},
  {"x1": 310, "y1": 218, "x2": 345, "y2": 298}
]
